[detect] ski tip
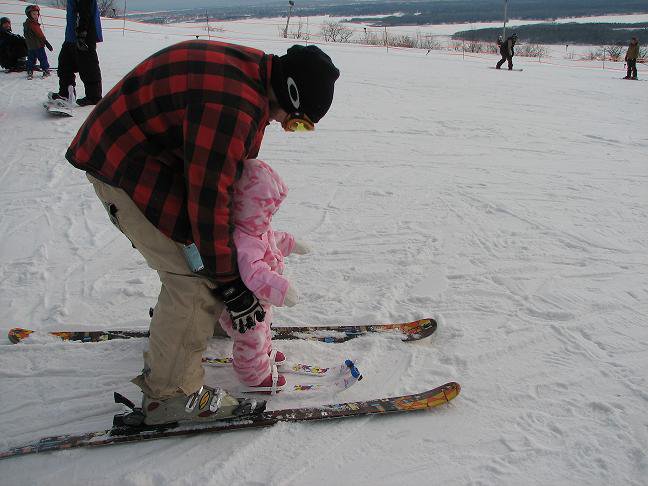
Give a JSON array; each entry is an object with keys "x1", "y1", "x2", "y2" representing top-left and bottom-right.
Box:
[
  {"x1": 442, "y1": 382, "x2": 461, "y2": 401},
  {"x1": 416, "y1": 382, "x2": 461, "y2": 407},
  {"x1": 8, "y1": 328, "x2": 34, "y2": 344},
  {"x1": 401, "y1": 318, "x2": 437, "y2": 342},
  {"x1": 412, "y1": 382, "x2": 460, "y2": 409}
]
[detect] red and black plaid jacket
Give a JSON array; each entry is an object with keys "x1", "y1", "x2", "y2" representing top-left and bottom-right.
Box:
[{"x1": 66, "y1": 40, "x2": 273, "y2": 282}]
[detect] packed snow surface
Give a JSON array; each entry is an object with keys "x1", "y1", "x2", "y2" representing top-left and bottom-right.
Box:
[{"x1": 0, "y1": 2, "x2": 647, "y2": 485}]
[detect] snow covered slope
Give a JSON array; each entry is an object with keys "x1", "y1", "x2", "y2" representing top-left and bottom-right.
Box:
[{"x1": 0, "y1": 2, "x2": 647, "y2": 484}]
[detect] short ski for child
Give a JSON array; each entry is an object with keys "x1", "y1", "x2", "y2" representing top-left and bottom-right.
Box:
[
  {"x1": 0, "y1": 382, "x2": 460, "y2": 460},
  {"x1": 238, "y1": 359, "x2": 362, "y2": 395},
  {"x1": 204, "y1": 356, "x2": 358, "y2": 378},
  {"x1": 8, "y1": 317, "x2": 437, "y2": 344}
]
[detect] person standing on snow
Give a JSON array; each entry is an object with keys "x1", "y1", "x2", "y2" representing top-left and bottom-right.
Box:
[
  {"x1": 496, "y1": 33, "x2": 517, "y2": 70},
  {"x1": 0, "y1": 17, "x2": 28, "y2": 71},
  {"x1": 23, "y1": 5, "x2": 53, "y2": 79},
  {"x1": 624, "y1": 37, "x2": 640, "y2": 80},
  {"x1": 65, "y1": 40, "x2": 339, "y2": 426},
  {"x1": 50, "y1": 0, "x2": 103, "y2": 106},
  {"x1": 217, "y1": 158, "x2": 309, "y2": 395}
]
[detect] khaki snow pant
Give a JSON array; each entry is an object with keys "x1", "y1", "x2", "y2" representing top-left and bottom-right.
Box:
[{"x1": 87, "y1": 174, "x2": 226, "y2": 399}]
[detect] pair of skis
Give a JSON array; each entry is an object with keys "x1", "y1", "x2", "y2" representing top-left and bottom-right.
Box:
[{"x1": 1, "y1": 317, "x2": 461, "y2": 459}]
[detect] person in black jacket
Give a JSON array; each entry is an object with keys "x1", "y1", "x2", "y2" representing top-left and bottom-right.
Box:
[
  {"x1": 0, "y1": 17, "x2": 28, "y2": 71},
  {"x1": 49, "y1": 0, "x2": 103, "y2": 106},
  {"x1": 496, "y1": 33, "x2": 517, "y2": 70}
]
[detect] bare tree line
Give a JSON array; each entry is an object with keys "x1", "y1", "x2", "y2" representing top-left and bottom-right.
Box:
[
  {"x1": 291, "y1": 21, "x2": 547, "y2": 58},
  {"x1": 51, "y1": 0, "x2": 120, "y2": 18},
  {"x1": 289, "y1": 20, "x2": 648, "y2": 63}
]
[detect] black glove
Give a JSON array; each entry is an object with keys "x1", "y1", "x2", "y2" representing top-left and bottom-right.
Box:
[
  {"x1": 217, "y1": 279, "x2": 266, "y2": 333},
  {"x1": 45, "y1": 40, "x2": 53, "y2": 52},
  {"x1": 76, "y1": 30, "x2": 88, "y2": 51}
]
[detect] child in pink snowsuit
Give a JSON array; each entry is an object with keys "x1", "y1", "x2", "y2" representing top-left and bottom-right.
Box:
[{"x1": 219, "y1": 159, "x2": 305, "y2": 392}]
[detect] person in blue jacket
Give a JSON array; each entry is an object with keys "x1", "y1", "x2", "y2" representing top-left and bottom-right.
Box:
[{"x1": 50, "y1": 0, "x2": 102, "y2": 106}]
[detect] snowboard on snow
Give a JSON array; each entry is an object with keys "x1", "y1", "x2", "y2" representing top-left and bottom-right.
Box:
[
  {"x1": 43, "y1": 87, "x2": 76, "y2": 117},
  {"x1": 43, "y1": 100, "x2": 74, "y2": 117},
  {"x1": 489, "y1": 66, "x2": 524, "y2": 72},
  {"x1": 8, "y1": 317, "x2": 438, "y2": 344},
  {"x1": 0, "y1": 382, "x2": 460, "y2": 460}
]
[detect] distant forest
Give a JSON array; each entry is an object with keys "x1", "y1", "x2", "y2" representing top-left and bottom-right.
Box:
[
  {"x1": 452, "y1": 23, "x2": 648, "y2": 45},
  {"x1": 133, "y1": 1, "x2": 648, "y2": 24}
]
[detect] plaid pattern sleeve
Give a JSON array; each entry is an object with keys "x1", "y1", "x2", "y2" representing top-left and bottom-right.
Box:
[{"x1": 65, "y1": 40, "x2": 272, "y2": 281}]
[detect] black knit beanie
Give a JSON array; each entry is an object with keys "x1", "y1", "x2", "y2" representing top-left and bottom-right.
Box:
[{"x1": 271, "y1": 45, "x2": 340, "y2": 123}]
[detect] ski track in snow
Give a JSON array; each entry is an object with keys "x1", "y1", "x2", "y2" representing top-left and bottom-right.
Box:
[{"x1": 1, "y1": 2, "x2": 647, "y2": 484}]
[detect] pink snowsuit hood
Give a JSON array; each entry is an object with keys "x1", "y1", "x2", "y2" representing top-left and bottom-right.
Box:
[
  {"x1": 218, "y1": 159, "x2": 296, "y2": 386},
  {"x1": 227, "y1": 158, "x2": 295, "y2": 307},
  {"x1": 232, "y1": 159, "x2": 288, "y2": 236}
]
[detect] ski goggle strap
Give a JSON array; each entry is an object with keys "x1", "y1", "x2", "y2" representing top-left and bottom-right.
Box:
[{"x1": 282, "y1": 112, "x2": 315, "y2": 132}]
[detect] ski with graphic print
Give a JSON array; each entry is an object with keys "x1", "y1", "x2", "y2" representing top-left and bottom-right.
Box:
[
  {"x1": 239, "y1": 359, "x2": 362, "y2": 395},
  {"x1": 0, "y1": 382, "x2": 460, "y2": 460},
  {"x1": 204, "y1": 356, "x2": 357, "y2": 379},
  {"x1": 8, "y1": 318, "x2": 437, "y2": 344}
]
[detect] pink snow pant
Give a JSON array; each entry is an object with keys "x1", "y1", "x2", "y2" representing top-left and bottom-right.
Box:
[
  {"x1": 87, "y1": 174, "x2": 227, "y2": 400},
  {"x1": 219, "y1": 307, "x2": 273, "y2": 386}
]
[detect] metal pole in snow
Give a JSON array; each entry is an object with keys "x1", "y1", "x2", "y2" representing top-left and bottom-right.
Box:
[
  {"x1": 206, "y1": 10, "x2": 210, "y2": 40},
  {"x1": 503, "y1": 0, "x2": 508, "y2": 40},
  {"x1": 122, "y1": 0, "x2": 127, "y2": 37},
  {"x1": 284, "y1": 1, "x2": 294, "y2": 38}
]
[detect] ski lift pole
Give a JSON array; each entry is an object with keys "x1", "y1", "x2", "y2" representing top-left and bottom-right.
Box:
[
  {"x1": 284, "y1": 1, "x2": 294, "y2": 38},
  {"x1": 206, "y1": 10, "x2": 210, "y2": 40},
  {"x1": 122, "y1": 0, "x2": 127, "y2": 37},
  {"x1": 385, "y1": 26, "x2": 388, "y2": 52},
  {"x1": 503, "y1": 0, "x2": 508, "y2": 40}
]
